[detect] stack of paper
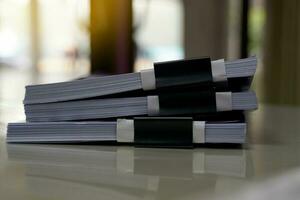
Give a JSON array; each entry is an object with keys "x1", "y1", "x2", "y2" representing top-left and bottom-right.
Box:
[{"x1": 7, "y1": 56, "x2": 258, "y2": 147}]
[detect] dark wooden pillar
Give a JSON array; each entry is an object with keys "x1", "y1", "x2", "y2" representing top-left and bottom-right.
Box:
[
  {"x1": 90, "y1": 0, "x2": 133, "y2": 74},
  {"x1": 240, "y1": 0, "x2": 249, "y2": 58},
  {"x1": 262, "y1": 0, "x2": 300, "y2": 105},
  {"x1": 183, "y1": 0, "x2": 229, "y2": 60}
]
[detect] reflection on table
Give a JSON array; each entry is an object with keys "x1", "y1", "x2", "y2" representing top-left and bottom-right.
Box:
[{"x1": 7, "y1": 144, "x2": 251, "y2": 200}]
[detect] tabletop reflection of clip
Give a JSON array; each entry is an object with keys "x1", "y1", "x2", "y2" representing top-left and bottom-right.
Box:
[
  {"x1": 6, "y1": 144, "x2": 251, "y2": 199},
  {"x1": 7, "y1": 144, "x2": 248, "y2": 178}
]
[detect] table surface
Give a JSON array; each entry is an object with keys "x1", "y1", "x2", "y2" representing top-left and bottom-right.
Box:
[{"x1": 1, "y1": 104, "x2": 300, "y2": 200}]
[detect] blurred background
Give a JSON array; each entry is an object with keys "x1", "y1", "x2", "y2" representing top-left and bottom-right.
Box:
[{"x1": 0, "y1": 0, "x2": 297, "y2": 129}]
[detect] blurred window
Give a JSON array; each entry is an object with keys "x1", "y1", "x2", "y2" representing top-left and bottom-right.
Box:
[
  {"x1": 133, "y1": 0, "x2": 184, "y2": 71},
  {"x1": 38, "y1": 0, "x2": 90, "y2": 77},
  {"x1": 0, "y1": 0, "x2": 31, "y2": 69},
  {"x1": 248, "y1": 0, "x2": 265, "y2": 57}
]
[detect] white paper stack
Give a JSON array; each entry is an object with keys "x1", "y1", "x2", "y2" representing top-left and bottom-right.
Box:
[
  {"x1": 7, "y1": 121, "x2": 246, "y2": 144},
  {"x1": 24, "y1": 91, "x2": 257, "y2": 122},
  {"x1": 23, "y1": 57, "x2": 257, "y2": 104},
  {"x1": 7, "y1": 56, "x2": 258, "y2": 146}
]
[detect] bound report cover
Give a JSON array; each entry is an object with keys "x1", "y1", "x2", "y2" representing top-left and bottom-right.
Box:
[
  {"x1": 23, "y1": 56, "x2": 257, "y2": 104},
  {"x1": 24, "y1": 90, "x2": 257, "y2": 122},
  {"x1": 7, "y1": 114, "x2": 247, "y2": 147}
]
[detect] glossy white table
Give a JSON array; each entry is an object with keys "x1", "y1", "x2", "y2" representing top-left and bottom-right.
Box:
[{"x1": 0, "y1": 104, "x2": 300, "y2": 200}]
